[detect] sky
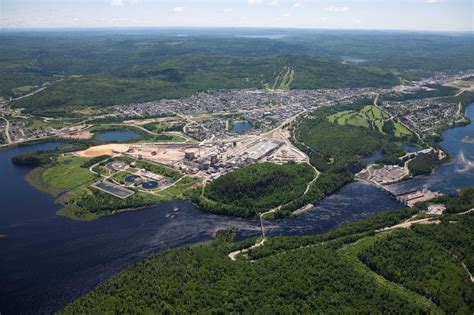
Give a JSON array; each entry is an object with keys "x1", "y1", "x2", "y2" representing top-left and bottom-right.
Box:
[{"x1": 1, "y1": 0, "x2": 473, "y2": 31}]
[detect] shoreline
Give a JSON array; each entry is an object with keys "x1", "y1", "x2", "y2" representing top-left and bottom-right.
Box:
[
  {"x1": 23, "y1": 162, "x2": 197, "y2": 222},
  {"x1": 10, "y1": 102, "x2": 474, "y2": 223}
]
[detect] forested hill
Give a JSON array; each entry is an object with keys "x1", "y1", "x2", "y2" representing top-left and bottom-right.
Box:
[
  {"x1": 1, "y1": 31, "x2": 399, "y2": 115},
  {"x1": 60, "y1": 187, "x2": 474, "y2": 314},
  {"x1": 2, "y1": 29, "x2": 471, "y2": 116}
]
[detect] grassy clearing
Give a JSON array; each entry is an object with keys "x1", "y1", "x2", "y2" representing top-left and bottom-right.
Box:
[
  {"x1": 394, "y1": 122, "x2": 413, "y2": 137},
  {"x1": 12, "y1": 85, "x2": 35, "y2": 96},
  {"x1": 263, "y1": 66, "x2": 295, "y2": 91},
  {"x1": 42, "y1": 156, "x2": 96, "y2": 192},
  {"x1": 141, "y1": 133, "x2": 187, "y2": 143},
  {"x1": 24, "y1": 117, "x2": 68, "y2": 131},
  {"x1": 25, "y1": 156, "x2": 97, "y2": 197}
]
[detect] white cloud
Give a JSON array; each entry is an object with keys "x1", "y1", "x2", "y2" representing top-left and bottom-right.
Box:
[
  {"x1": 173, "y1": 6, "x2": 185, "y2": 13},
  {"x1": 248, "y1": 0, "x2": 265, "y2": 5},
  {"x1": 424, "y1": 0, "x2": 440, "y2": 3},
  {"x1": 247, "y1": 0, "x2": 280, "y2": 6},
  {"x1": 325, "y1": 5, "x2": 350, "y2": 13},
  {"x1": 110, "y1": 0, "x2": 142, "y2": 7},
  {"x1": 290, "y1": 0, "x2": 305, "y2": 9}
]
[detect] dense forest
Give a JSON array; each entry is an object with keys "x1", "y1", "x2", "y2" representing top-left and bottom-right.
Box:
[
  {"x1": 11, "y1": 151, "x2": 55, "y2": 166},
  {"x1": 195, "y1": 162, "x2": 315, "y2": 217},
  {"x1": 358, "y1": 229, "x2": 474, "y2": 313},
  {"x1": 2, "y1": 30, "x2": 472, "y2": 116},
  {"x1": 11, "y1": 138, "x2": 96, "y2": 166},
  {"x1": 0, "y1": 33, "x2": 396, "y2": 116},
  {"x1": 407, "y1": 151, "x2": 440, "y2": 176},
  {"x1": 60, "y1": 187, "x2": 474, "y2": 314},
  {"x1": 436, "y1": 186, "x2": 474, "y2": 214}
]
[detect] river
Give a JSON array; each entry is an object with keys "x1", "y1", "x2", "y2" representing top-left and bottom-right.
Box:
[
  {"x1": 0, "y1": 103, "x2": 472, "y2": 314},
  {"x1": 386, "y1": 103, "x2": 474, "y2": 194}
]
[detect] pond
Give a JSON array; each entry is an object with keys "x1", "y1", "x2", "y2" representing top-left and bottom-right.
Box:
[
  {"x1": 95, "y1": 130, "x2": 139, "y2": 142},
  {"x1": 342, "y1": 56, "x2": 368, "y2": 64},
  {"x1": 232, "y1": 121, "x2": 253, "y2": 133},
  {"x1": 401, "y1": 143, "x2": 421, "y2": 153},
  {"x1": 361, "y1": 149, "x2": 382, "y2": 165}
]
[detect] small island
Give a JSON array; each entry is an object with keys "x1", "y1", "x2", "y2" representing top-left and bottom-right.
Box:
[{"x1": 463, "y1": 136, "x2": 474, "y2": 143}]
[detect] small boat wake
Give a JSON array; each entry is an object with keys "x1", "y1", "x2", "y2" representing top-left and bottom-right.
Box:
[{"x1": 455, "y1": 150, "x2": 474, "y2": 173}]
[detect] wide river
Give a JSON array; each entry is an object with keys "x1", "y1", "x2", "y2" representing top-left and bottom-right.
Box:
[{"x1": 1, "y1": 103, "x2": 473, "y2": 314}]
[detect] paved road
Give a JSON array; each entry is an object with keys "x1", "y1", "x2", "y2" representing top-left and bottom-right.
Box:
[{"x1": 1, "y1": 116, "x2": 11, "y2": 143}]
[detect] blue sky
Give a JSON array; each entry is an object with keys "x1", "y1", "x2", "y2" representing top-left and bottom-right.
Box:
[{"x1": 1, "y1": 0, "x2": 473, "y2": 31}]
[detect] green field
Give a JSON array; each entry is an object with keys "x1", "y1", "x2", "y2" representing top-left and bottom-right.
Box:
[
  {"x1": 60, "y1": 188, "x2": 474, "y2": 314},
  {"x1": 26, "y1": 156, "x2": 97, "y2": 196},
  {"x1": 24, "y1": 117, "x2": 69, "y2": 131},
  {"x1": 326, "y1": 105, "x2": 414, "y2": 143},
  {"x1": 327, "y1": 105, "x2": 391, "y2": 132},
  {"x1": 393, "y1": 121, "x2": 413, "y2": 137}
]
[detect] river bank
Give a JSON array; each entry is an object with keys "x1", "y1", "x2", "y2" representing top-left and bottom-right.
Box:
[
  {"x1": 0, "y1": 142, "x2": 403, "y2": 314},
  {"x1": 0, "y1": 103, "x2": 473, "y2": 314}
]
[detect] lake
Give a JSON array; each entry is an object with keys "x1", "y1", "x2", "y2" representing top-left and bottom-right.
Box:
[
  {"x1": 95, "y1": 130, "x2": 139, "y2": 142},
  {"x1": 0, "y1": 103, "x2": 472, "y2": 314},
  {"x1": 235, "y1": 35, "x2": 287, "y2": 39}
]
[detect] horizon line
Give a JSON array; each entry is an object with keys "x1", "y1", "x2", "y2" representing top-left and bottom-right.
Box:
[{"x1": 1, "y1": 26, "x2": 473, "y2": 34}]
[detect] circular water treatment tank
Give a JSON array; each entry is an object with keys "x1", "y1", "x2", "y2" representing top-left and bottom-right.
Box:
[
  {"x1": 125, "y1": 175, "x2": 141, "y2": 183},
  {"x1": 143, "y1": 181, "x2": 159, "y2": 190}
]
